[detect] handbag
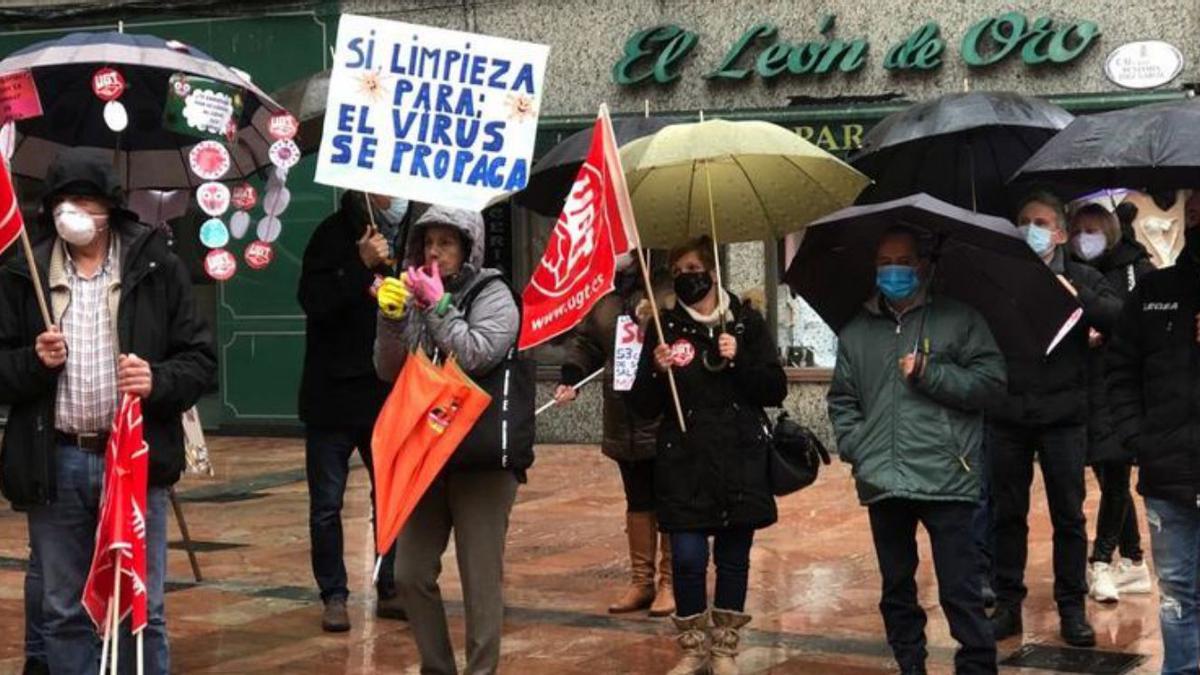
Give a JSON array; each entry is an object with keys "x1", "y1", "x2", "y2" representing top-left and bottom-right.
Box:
[{"x1": 767, "y1": 411, "x2": 831, "y2": 496}]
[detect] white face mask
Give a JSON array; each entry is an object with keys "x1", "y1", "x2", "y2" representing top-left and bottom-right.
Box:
[
  {"x1": 53, "y1": 201, "x2": 106, "y2": 247},
  {"x1": 1072, "y1": 232, "x2": 1108, "y2": 261}
]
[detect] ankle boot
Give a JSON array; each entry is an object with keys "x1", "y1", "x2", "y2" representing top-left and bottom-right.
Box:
[
  {"x1": 649, "y1": 532, "x2": 675, "y2": 617},
  {"x1": 667, "y1": 612, "x2": 710, "y2": 675},
  {"x1": 709, "y1": 608, "x2": 752, "y2": 675},
  {"x1": 609, "y1": 511, "x2": 657, "y2": 613}
]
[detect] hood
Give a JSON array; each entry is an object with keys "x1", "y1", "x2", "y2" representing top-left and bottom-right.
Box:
[
  {"x1": 42, "y1": 147, "x2": 125, "y2": 213},
  {"x1": 1094, "y1": 236, "x2": 1150, "y2": 272},
  {"x1": 402, "y1": 203, "x2": 485, "y2": 270}
]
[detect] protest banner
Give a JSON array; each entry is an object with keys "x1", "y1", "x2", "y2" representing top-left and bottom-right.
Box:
[{"x1": 315, "y1": 14, "x2": 549, "y2": 211}]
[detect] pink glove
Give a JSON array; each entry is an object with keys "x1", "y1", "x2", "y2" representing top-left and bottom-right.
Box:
[{"x1": 406, "y1": 261, "x2": 445, "y2": 308}]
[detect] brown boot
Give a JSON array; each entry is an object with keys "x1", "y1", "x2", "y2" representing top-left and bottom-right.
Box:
[
  {"x1": 649, "y1": 532, "x2": 675, "y2": 617},
  {"x1": 666, "y1": 612, "x2": 710, "y2": 675},
  {"x1": 608, "y1": 511, "x2": 657, "y2": 613},
  {"x1": 321, "y1": 597, "x2": 350, "y2": 632},
  {"x1": 709, "y1": 608, "x2": 752, "y2": 675}
]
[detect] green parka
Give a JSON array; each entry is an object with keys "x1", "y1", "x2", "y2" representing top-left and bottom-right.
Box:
[{"x1": 827, "y1": 292, "x2": 1006, "y2": 505}]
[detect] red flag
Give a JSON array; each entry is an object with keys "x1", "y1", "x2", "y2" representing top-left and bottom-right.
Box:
[
  {"x1": 82, "y1": 394, "x2": 150, "y2": 634},
  {"x1": 518, "y1": 106, "x2": 635, "y2": 350},
  {"x1": 0, "y1": 158, "x2": 25, "y2": 257}
]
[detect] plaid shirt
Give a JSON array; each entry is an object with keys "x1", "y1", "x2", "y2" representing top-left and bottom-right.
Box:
[{"x1": 56, "y1": 239, "x2": 119, "y2": 434}]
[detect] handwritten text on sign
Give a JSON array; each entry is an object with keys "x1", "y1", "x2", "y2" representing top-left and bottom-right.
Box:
[
  {"x1": 315, "y1": 15, "x2": 550, "y2": 211},
  {"x1": 613, "y1": 315, "x2": 645, "y2": 392}
]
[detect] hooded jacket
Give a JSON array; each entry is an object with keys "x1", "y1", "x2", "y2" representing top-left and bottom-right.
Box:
[
  {"x1": 0, "y1": 148, "x2": 216, "y2": 508},
  {"x1": 828, "y1": 291, "x2": 1006, "y2": 505}
]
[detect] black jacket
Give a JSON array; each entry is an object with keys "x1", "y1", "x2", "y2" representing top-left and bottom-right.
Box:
[
  {"x1": 1077, "y1": 239, "x2": 1155, "y2": 464},
  {"x1": 630, "y1": 293, "x2": 787, "y2": 532},
  {"x1": 1107, "y1": 238, "x2": 1200, "y2": 508},
  {"x1": 990, "y1": 250, "x2": 1123, "y2": 428},
  {"x1": 297, "y1": 192, "x2": 392, "y2": 428},
  {"x1": 0, "y1": 220, "x2": 216, "y2": 508}
]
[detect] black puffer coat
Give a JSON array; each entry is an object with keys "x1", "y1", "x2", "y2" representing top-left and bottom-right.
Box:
[{"x1": 630, "y1": 292, "x2": 787, "y2": 532}]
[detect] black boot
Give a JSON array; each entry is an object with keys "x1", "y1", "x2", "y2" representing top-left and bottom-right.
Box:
[
  {"x1": 991, "y1": 605, "x2": 1022, "y2": 641},
  {"x1": 1060, "y1": 613, "x2": 1096, "y2": 647}
]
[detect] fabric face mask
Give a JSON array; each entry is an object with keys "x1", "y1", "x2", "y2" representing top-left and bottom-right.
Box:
[
  {"x1": 876, "y1": 265, "x2": 920, "y2": 302},
  {"x1": 53, "y1": 201, "x2": 101, "y2": 246},
  {"x1": 673, "y1": 271, "x2": 713, "y2": 306},
  {"x1": 1072, "y1": 232, "x2": 1107, "y2": 261},
  {"x1": 1018, "y1": 223, "x2": 1055, "y2": 256}
]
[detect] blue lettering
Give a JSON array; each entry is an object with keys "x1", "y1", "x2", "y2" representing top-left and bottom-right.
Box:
[
  {"x1": 482, "y1": 121, "x2": 505, "y2": 152},
  {"x1": 504, "y1": 158, "x2": 528, "y2": 191},
  {"x1": 432, "y1": 148, "x2": 451, "y2": 178},
  {"x1": 390, "y1": 140, "x2": 413, "y2": 173},
  {"x1": 511, "y1": 63, "x2": 536, "y2": 94},
  {"x1": 330, "y1": 134, "x2": 353, "y2": 164},
  {"x1": 411, "y1": 144, "x2": 433, "y2": 177},
  {"x1": 336, "y1": 104, "x2": 356, "y2": 133},
  {"x1": 392, "y1": 79, "x2": 414, "y2": 107},
  {"x1": 431, "y1": 115, "x2": 453, "y2": 146},
  {"x1": 356, "y1": 136, "x2": 377, "y2": 168},
  {"x1": 488, "y1": 59, "x2": 511, "y2": 88}
]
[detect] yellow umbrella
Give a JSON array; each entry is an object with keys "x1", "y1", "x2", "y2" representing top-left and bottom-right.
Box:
[{"x1": 619, "y1": 118, "x2": 870, "y2": 249}]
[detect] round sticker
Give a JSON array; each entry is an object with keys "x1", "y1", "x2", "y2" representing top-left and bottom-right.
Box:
[
  {"x1": 229, "y1": 210, "x2": 251, "y2": 239},
  {"x1": 244, "y1": 240, "x2": 274, "y2": 270},
  {"x1": 0, "y1": 122, "x2": 14, "y2": 161},
  {"x1": 188, "y1": 141, "x2": 231, "y2": 181},
  {"x1": 103, "y1": 100, "x2": 128, "y2": 132},
  {"x1": 670, "y1": 339, "x2": 696, "y2": 368},
  {"x1": 198, "y1": 218, "x2": 230, "y2": 249},
  {"x1": 92, "y1": 67, "x2": 126, "y2": 101},
  {"x1": 269, "y1": 112, "x2": 299, "y2": 141},
  {"x1": 268, "y1": 139, "x2": 300, "y2": 170},
  {"x1": 231, "y1": 183, "x2": 258, "y2": 211},
  {"x1": 256, "y1": 216, "x2": 282, "y2": 243},
  {"x1": 196, "y1": 182, "x2": 231, "y2": 217},
  {"x1": 262, "y1": 187, "x2": 291, "y2": 217},
  {"x1": 204, "y1": 248, "x2": 237, "y2": 281}
]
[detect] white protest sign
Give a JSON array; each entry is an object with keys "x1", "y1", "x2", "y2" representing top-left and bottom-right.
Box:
[
  {"x1": 315, "y1": 14, "x2": 549, "y2": 211},
  {"x1": 613, "y1": 315, "x2": 645, "y2": 392}
]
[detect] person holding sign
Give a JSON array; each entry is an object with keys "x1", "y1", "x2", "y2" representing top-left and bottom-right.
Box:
[
  {"x1": 298, "y1": 190, "x2": 411, "y2": 631},
  {"x1": 554, "y1": 257, "x2": 675, "y2": 617},
  {"x1": 374, "y1": 203, "x2": 529, "y2": 675},
  {"x1": 629, "y1": 236, "x2": 786, "y2": 675}
]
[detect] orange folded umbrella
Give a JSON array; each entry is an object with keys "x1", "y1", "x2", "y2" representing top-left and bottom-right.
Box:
[{"x1": 372, "y1": 350, "x2": 451, "y2": 556}]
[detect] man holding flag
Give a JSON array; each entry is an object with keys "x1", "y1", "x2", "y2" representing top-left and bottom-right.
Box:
[{"x1": 0, "y1": 148, "x2": 215, "y2": 674}]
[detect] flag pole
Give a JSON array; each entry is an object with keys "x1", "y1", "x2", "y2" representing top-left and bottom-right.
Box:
[
  {"x1": 110, "y1": 558, "x2": 123, "y2": 675},
  {"x1": 136, "y1": 630, "x2": 144, "y2": 675},
  {"x1": 18, "y1": 228, "x2": 51, "y2": 328},
  {"x1": 599, "y1": 104, "x2": 687, "y2": 433},
  {"x1": 536, "y1": 367, "x2": 603, "y2": 415},
  {"x1": 100, "y1": 594, "x2": 116, "y2": 672}
]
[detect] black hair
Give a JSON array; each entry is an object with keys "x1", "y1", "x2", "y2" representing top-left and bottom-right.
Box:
[
  {"x1": 879, "y1": 224, "x2": 933, "y2": 260},
  {"x1": 1015, "y1": 189, "x2": 1068, "y2": 227}
]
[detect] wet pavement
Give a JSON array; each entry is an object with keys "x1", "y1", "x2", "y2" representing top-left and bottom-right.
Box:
[{"x1": 0, "y1": 438, "x2": 1164, "y2": 673}]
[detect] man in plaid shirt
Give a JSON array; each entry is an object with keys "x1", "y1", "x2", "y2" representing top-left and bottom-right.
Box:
[{"x1": 0, "y1": 148, "x2": 215, "y2": 674}]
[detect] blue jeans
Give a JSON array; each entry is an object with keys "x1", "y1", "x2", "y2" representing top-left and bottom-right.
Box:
[
  {"x1": 27, "y1": 444, "x2": 170, "y2": 675},
  {"x1": 25, "y1": 543, "x2": 45, "y2": 666},
  {"x1": 1145, "y1": 497, "x2": 1200, "y2": 675},
  {"x1": 670, "y1": 528, "x2": 755, "y2": 617},
  {"x1": 305, "y1": 426, "x2": 396, "y2": 601}
]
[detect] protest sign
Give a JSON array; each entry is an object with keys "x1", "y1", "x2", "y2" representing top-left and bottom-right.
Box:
[
  {"x1": 164, "y1": 73, "x2": 244, "y2": 141},
  {"x1": 612, "y1": 315, "x2": 644, "y2": 392},
  {"x1": 315, "y1": 14, "x2": 549, "y2": 211},
  {"x1": 0, "y1": 70, "x2": 42, "y2": 124}
]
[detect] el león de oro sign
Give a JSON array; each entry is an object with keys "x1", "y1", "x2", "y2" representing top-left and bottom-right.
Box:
[{"x1": 614, "y1": 11, "x2": 1101, "y2": 85}]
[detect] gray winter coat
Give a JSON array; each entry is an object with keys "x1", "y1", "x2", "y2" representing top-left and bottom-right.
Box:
[{"x1": 374, "y1": 204, "x2": 519, "y2": 382}]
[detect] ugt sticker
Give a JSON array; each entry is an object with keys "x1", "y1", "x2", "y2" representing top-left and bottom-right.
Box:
[
  {"x1": 670, "y1": 339, "x2": 695, "y2": 367},
  {"x1": 269, "y1": 112, "x2": 299, "y2": 141},
  {"x1": 244, "y1": 240, "x2": 274, "y2": 269},
  {"x1": 92, "y1": 67, "x2": 126, "y2": 101},
  {"x1": 204, "y1": 248, "x2": 237, "y2": 281}
]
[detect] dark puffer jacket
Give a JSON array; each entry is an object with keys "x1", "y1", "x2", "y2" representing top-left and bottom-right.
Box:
[{"x1": 629, "y1": 292, "x2": 786, "y2": 532}]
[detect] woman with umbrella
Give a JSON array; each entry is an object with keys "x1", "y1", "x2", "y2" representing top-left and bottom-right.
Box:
[
  {"x1": 630, "y1": 236, "x2": 786, "y2": 675},
  {"x1": 1066, "y1": 203, "x2": 1155, "y2": 603}
]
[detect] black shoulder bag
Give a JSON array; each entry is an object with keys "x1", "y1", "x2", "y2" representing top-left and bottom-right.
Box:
[{"x1": 767, "y1": 411, "x2": 831, "y2": 496}]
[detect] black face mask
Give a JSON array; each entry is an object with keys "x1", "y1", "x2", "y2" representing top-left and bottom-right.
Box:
[{"x1": 674, "y1": 271, "x2": 713, "y2": 306}]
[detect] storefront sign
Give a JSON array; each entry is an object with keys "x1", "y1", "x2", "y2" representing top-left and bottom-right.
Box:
[
  {"x1": 614, "y1": 11, "x2": 1101, "y2": 85},
  {"x1": 1104, "y1": 41, "x2": 1183, "y2": 89}
]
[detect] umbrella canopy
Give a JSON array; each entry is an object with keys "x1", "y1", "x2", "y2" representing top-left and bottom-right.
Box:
[
  {"x1": 270, "y1": 68, "x2": 328, "y2": 156},
  {"x1": 850, "y1": 91, "x2": 1073, "y2": 216},
  {"x1": 784, "y1": 193, "x2": 1082, "y2": 363},
  {"x1": 0, "y1": 31, "x2": 287, "y2": 189},
  {"x1": 1011, "y1": 100, "x2": 1200, "y2": 196},
  {"x1": 515, "y1": 115, "x2": 676, "y2": 216},
  {"x1": 619, "y1": 118, "x2": 869, "y2": 248}
]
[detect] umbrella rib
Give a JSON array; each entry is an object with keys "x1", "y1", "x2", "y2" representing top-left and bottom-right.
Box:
[
  {"x1": 685, "y1": 159, "x2": 697, "y2": 241},
  {"x1": 729, "y1": 155, "x2": 775, "y2": 238},
  {"x1": 780, "y1": 155, "x2": 846, "y2": 217}
]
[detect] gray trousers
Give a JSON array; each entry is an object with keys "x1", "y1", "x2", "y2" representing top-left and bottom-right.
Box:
[{"x1": 395, "y1": 470, "x2": 519, "y2": 675}]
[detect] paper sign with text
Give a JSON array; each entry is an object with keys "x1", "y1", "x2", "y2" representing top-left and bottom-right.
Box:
[
  {"x1": 612, "y1": 315, "x2": 645, "y2": 392},
  {"x1": 315, "y1": 14, "x2": 549, "y2": 210}
]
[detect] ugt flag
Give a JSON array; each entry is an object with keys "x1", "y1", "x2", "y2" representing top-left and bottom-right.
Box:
[
  {"x1": 0, "y1": 157, "x2": 24, "y2": 257},
  {"x1": 82, "y1": 394, "x2": 150, "y2": 634},
  {"x1": 518, "y1": 106, "x2": 634, "y2": 350}
]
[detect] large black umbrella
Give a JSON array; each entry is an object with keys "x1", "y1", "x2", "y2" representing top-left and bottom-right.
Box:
[
  {"x1": 784, "y1": 193, "x2": 1082, "y2": 362},
  {"x1": 850, "y1": 92, "x2": 1073, "y2": 217},
  {"x1": 1011, "y1": 100, "x2": 1200, "y2": 196},
  {"x1": 514, "y1": 115, "x2": 677, "y2": 216}
]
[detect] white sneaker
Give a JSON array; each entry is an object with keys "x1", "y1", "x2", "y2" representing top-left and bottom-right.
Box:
[
  {"x1": 1089, "y1": 561, "x2": 1120, "y2": 603},
  {"x1": 1115, "y1": 558, "x2": 1153, "y2": 594}
]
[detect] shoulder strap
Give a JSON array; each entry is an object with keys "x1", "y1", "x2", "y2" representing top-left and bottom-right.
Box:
[{"x1": 455, "y1": 274, "x2": 519, "y2": 314}]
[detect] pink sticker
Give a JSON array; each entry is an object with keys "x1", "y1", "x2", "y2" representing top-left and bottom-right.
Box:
[
  {"x1": 269, "y1": 112, "x2": 299, "y2": 141},
  {"x1": 670, "y1": 339, "x2": 695, "y2": 367},
  {"x1": 231, "y1": 183, "x2": 258, "y2": 211},
  {"x1": 244, "y1": 240, "x2": 274, "y2": 270},
  {"x1": 196, "y1": 182, "x2": 231, "y2": 217},
  {"x1": 92, "y1": 67, "x2": 125, "y2": 102},
  {"x1": 204, "y1": 248, "x2": 237, "y2": 281},
  {"x1": 268, "y1": 139, "x2": 300, "y2": 170},
  {"x1": 0, "y1": 70, "x2": 43, "y2": 124},
  {"x1": 189, "y1": 141, "x2": 231, "y2": 180}
]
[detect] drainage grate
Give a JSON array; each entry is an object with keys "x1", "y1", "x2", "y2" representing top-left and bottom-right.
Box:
[{"x1": 1000, "y1": 644, "x2": 1146, "y2": 674}]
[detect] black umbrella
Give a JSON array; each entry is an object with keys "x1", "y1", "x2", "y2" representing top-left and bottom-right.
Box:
[
  {"x1": 514, "y1": 115, "x2": 677, "y2": 216},
  {"x1": 850, "y1": 91, "x2": 1073, "y2": 217},
  {"x1": 1011, "y1": 100, "x2": 1200, "y2": 196},
  {"x1": 784, "y1": 193, "x2": 1082, "y2": 363}
]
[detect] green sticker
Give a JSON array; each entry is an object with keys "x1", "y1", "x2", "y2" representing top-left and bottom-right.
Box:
[{"x1": 163, "y1": 73, "x2": 245, "y2": 141}]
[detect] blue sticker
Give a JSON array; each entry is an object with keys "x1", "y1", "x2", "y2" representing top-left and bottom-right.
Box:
[{"x1": 199, "y1": 217, "x2": 230, "y2": 249}]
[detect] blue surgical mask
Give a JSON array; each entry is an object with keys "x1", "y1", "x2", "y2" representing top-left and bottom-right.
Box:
[
  {"x1": 876, "y1": 265, "x2": 920, "y2": 302},
  {"x1": 386, "y1": 197, "x2": 409, "y2": 221},
  {"x1": 1019, "y1": 222, "x2": 1055, "y2": 256}
]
